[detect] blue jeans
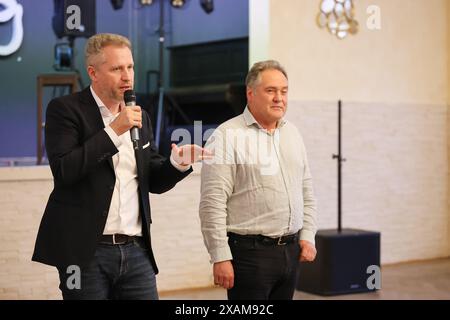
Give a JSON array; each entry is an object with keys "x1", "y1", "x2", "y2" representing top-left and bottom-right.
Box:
[{"x1": 57, "y1": 239, "x2": 158, "y2": 300}]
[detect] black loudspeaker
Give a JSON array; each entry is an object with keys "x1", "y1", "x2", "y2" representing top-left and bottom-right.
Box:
[
  {"x1": 297, "y1": 229, "x2": 381, "y2": 296},
  {"x1": 200, "y1": 0, "x2": 214, "y2": 14},
  {"x1": 52, "y1": 0, "x2": 96, "y2": 39}
]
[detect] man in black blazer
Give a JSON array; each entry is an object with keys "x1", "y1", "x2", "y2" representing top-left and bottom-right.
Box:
[{"x1": 32, "y1": 33, "x2": 209, "y2": 299}]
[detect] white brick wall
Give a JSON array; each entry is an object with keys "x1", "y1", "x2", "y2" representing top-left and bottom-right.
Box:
[
  {"x1": 0, "y1": 179, "x2": 60, "y2": 299},
  {"x1": 287, "y1": 100, "x2": 450, "y2": 263},
  {"x1": 149, "y1": 168, "x2": 214, "y2": 292},
  {"x1": 0, "y1": 100, "x2": 449, "y2": 299},
  {"x1": 0, "y1": 166, "x2": 212, "y2": 299}
]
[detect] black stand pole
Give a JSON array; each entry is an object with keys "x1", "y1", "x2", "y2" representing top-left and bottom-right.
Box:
[
  {"x1": 298, "y1": 99, "x2": 381, "y2": 296},
  {"x1": 154, "y1": 0, "x2": 165, "y2": 151},
  {"x1": 332, "y1": 100, "x2": 345, "y2": 232},
  {"x1": 68, "y1": 36, "x2": 84, "y2": 90},
  {"x1": 152, "y1": 0, "x2": 191, "y2": 152}
]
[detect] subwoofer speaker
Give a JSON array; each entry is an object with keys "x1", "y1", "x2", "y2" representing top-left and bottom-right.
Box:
[{"x1": 297, "y1": 228, "x2": 381, "y2": 296}]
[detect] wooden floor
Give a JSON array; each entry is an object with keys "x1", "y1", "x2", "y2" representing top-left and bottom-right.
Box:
[{"x1": 160, "y1": 258, "x2": 450, "y2": 300}]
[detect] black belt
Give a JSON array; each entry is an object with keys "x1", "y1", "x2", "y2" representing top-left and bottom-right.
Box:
[
  {"x1": 100, "y1": 234, "x2": 142, "y2": 245},
  {"x1": 227, "y1": 232, "x2": 299, "y2": 246}
]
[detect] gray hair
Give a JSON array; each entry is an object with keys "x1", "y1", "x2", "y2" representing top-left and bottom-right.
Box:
[
  {"x1": 245, "y1": 60, "x2": 288, "y2": 88},
  {"x1": 85, "y1": 33, "x2": 131, "y2": 67}
]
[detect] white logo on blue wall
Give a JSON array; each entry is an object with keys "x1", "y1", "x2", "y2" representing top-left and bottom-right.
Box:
[{"x1": 0, "y1": 0, "x2": 24, "y2": 56}]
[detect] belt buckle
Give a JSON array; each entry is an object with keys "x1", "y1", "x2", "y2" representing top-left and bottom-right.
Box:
[
  {"x1": 112, "y1": 234, "x2": 126, "y2": 245},
  {"x1": 277, "y1": 236, "x2": 287, "y2": 246}
]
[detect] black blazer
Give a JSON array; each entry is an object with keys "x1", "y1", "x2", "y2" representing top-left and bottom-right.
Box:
[{"x1": 32, "y1": 87, "x2": 192, "y2": 273}]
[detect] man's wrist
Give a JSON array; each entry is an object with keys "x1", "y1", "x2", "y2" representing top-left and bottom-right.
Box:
[
  {"x1": 170, "y1": 155, "x2": 191, "y2": 172},
  {"x1": 109, "y1": 121, "x2": 124, "y2": 136}
]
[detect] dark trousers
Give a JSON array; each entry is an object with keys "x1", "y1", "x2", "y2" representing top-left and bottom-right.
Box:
[
  {"x1": 57, "y1": 238, "x2": 158, "y2": 300},
  {"x1": 227, "y1": 235, "x2": 300, "y2": 300}
]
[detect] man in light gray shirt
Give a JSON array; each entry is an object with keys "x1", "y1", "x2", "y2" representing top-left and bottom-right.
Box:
[{"x1": 199, "y1": 60, "x2": 317, "y2": 300}]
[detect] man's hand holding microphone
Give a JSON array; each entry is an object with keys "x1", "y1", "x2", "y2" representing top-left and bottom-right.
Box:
[{"x1": 109, "y1": 103, "x2": 142, "y2": 136}]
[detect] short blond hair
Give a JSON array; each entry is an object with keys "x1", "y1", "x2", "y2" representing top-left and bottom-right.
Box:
[
  {"x1": 85, "y1": 33, "x2": 132, "y2": 67},
  {"x1": 245, "y1": 60, "x2": 288, "y2": 88}
]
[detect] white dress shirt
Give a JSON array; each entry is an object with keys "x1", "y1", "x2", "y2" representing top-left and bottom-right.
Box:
[
  {"x1": 90, "y1": 87, "x2": 191, "y2": 236},
  {"x1": 91, "y1": 87, "x2": 142, "y2": 236}
]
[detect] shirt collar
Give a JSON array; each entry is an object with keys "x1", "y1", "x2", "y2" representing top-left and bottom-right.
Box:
[
  {"x1": 243, "y1": 105, "x2": 287, "y2": 130},
  {"x1": 90, "y1": 86, "x2": 115, "y2": 119}
]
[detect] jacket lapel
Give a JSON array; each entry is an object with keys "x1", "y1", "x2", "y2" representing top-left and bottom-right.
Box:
[{"x1": 78, "y1": 87, "x2": 114, "y2": 171}]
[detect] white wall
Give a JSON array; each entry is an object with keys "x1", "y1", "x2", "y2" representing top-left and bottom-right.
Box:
[
  {"x1": 249, "y1": 0, "x2": 270, "y2": 63},
  {"x1": 286, "y1": 101, "x2": 448, "y2": 263},
  {"x1": 268, "y1": 0, "x2": 448, "y2": 105}
]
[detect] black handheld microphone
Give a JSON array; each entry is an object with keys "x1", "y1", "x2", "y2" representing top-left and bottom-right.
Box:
[{"x1": 124, "y1": 89, "x2": 140, "y2": 149}]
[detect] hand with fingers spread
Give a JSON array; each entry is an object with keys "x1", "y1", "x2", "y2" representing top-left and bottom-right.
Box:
[
  {"x1": 171, "y1": 143, "x2": 213, "y2": 166},
  {"x1": 109, "y1": 103, "x2": 142, "y2": 136},
  {"x1": 213, "y1": 260, "x2": 234, "y2": 289},
  {"x1": 299, "y1": 240, "x2": 317, "y2": 262}
]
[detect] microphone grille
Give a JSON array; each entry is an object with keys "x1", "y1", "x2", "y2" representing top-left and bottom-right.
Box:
[{"x1": 124, "y1": 89, "x2": 136, "y2": 103}]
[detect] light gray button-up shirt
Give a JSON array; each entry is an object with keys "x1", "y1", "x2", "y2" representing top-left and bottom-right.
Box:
[{"x1": 199, "y1": 107, "x2": 317, "y2": 263}]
